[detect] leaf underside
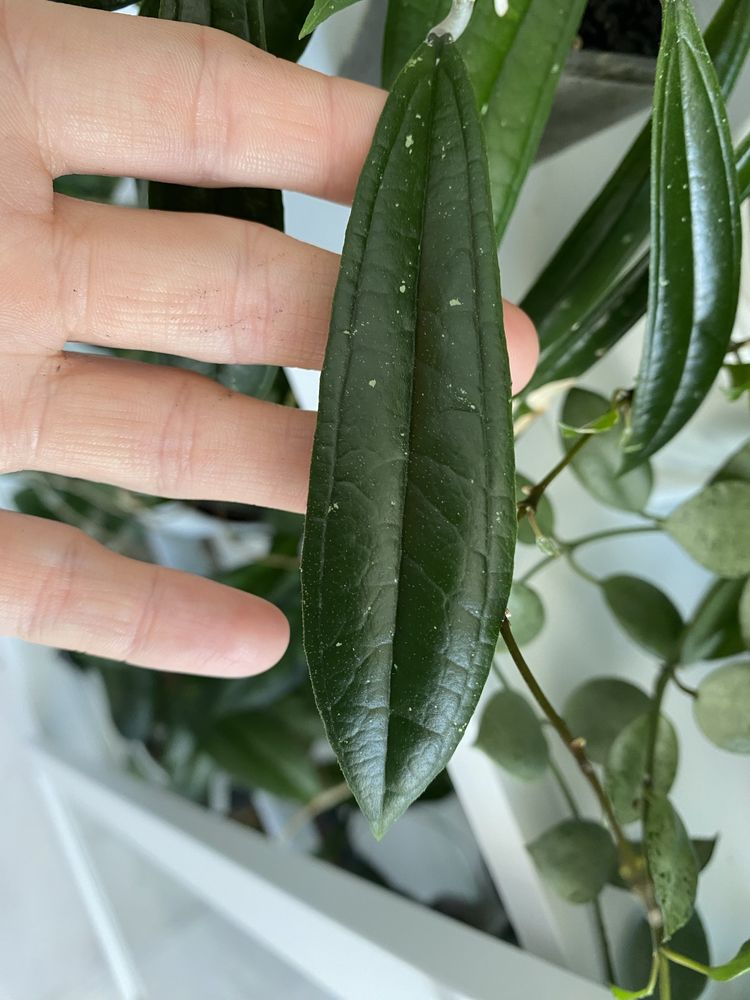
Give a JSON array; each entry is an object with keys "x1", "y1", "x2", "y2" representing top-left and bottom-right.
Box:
[{"x1": 301, "y1": 39, "x2": 516, "y2": 837}]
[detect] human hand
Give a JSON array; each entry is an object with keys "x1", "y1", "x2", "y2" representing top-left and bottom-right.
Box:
[{"x1": 0, "y1": 0, "x2": 538, "y2": 677}]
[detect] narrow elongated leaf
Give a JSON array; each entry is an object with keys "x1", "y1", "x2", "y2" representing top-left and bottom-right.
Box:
[
  {"x1": 622, "y1": 913, "x2": 710, "y2": 1000},
  {"x1": 665, "y1": 482, "x2": 750, "y2": 579},
  {"x1": 564, "y1": 678, "x2": 650, "y2": 764},
  {"x1": 622, "y1": 0, "x2": 742, "y2": 467},
  {"x1": 54, "y1": 0, "x2": 134, "y2": 8},
  {"x1": 739, "y1": 133, "x2": 750, "y2": 200},
  {"x1": 605, "y1": 713, "x2": 678, "y2": 824},
  {"x1": 602, "y1": 575, "x2": 683, "y2": 661},
  {"x1": 522, "y1": 0, "x2": 750, "y2": 395},
  {"x1": 645, "y1": 798, "x2": 698, "y2": 940},
  {"x1": 264, "y1": 0, "x2": 311, "y2": 60},
  {"x1": 680, "y1": 576, "x2": 748, "y2": 664},
  {"x1": 694, "y1": 661, "x2": 750, "y2": 753},
  {"x1": 528, "y1": 819, "x2": 616, "y2": 904},
  {"x1": 476, "y1": 689, "x2": 548, "y2": 780},
  {"x1": 561, "y1": 388, "x2": 652, "y2": 513},
  {"x1": 301, "y1": 39, "x2": 516, "y2": 837},
  {"x1": 506, "y1": 582, "x2": 544, "y2": 645},
  {"x1": 299, "y1": 0, "x2": 361, "y2": 37},
  {"x1": 384, "y1": 0, "x2": 587, "y2": 238}
]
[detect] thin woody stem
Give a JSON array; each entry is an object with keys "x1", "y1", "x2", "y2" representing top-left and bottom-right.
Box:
[{"x1": 517, "y1": 433, "x2": 590, "y2": 521}]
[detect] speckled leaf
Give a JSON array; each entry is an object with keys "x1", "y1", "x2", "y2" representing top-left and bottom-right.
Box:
[
  {"x1": 383, "y1": 0, "x2": 587, "y2": 238},
  {"x1": 606, "y1": 713, "x2": 678, "y2": 824},
  {"x1": 602, "y1": 575, "x2": 683, "y2": 661},
  {"x1": 694, "y1": 661, "x2": 750, "y2": 753},
  {"x1": 301, "y1": 39, "x2": 516, "y2": 837},
  {"x1": 528, "y1": 819, "x2": 617, "y2": 904},
  {"x1": 645, "y1": 797, "x2": 698, "y2": 940},
  {"x1": 476, "y1": 689, "x2": 548, "y2": 780},
  {"x1": 561, "y1": 388, "x2": 652, "y2": 513},
  {"x1": 563, "y1": 678, "x2": 651, "y2": 764},
  {"x1": 665, "y1": 482, "x2": 750, "y2": 579},
  {"x1": 623, "y1": 0, "x2": 742, "y2": 468}
]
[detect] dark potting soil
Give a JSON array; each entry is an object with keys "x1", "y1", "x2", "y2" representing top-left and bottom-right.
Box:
[{"x1": 578, "y1": 0, "x2": 662, "y2": 58}]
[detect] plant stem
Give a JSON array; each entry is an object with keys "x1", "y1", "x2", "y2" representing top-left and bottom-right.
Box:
[
  {"x1": 659, "y1": 954, "x2": 672, "y2": 1000},
  {"x1": 499, "y1": 617, "x2": 647, "y2": 896},
  {"x1": 548, "y1": 758, "x2": 616, "y2": 983},
  {"x1": 517, "y1": 434, "x2": 590, "y2": 521},
  {"x1": 671, "y1": 673, "x2": 698, "y2": 698},
  {"x1": 519, "y1": 524, "x2": 661, "y2": 584}
]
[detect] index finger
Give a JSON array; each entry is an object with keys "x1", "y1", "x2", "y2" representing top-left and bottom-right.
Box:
[{"x1": 9, "y1": 0, "x2": 386, "y2": 203}]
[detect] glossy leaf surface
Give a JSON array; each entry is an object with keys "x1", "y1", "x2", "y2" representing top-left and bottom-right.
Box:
[
  {"x1": 475, "y1": 689, "x2": 548, "y2": 780},
  {"x1": 623, "y1": 0, "x2": 742, "y2": 467},
  {"x1": 561, "y1": 388, "x2": 652, "y2": 513},
  {"x1": 605, "y1": 713, "x2": 678, "y2": 824},
  {"x1": 301, "y1": 39, "x2": 516, "y2": 837},
  {"x1": 522, "y1": 0, "x2": 750, "y2": 395},
  {"x1": 665, "y1": 482, "x2": 750, "y2": 578},
  {"x1": 694, "y1": 661, "x2": 750, "y2": 753},
  {"x1": 645, "y1": 798, "x2": 698, "y2": 940},
  {"x1": 299, "y1": 0, "x2": 361, "y2": 37},
  {"x1": 563, "y1": 678, "x2": 650, "y2": 764},
  {"x1": 602, "y1": 575, "x2": 683, "y2": 661},
  {"x1": 383, "y1": 0, "x2": 586, "y2": 238},
  {"x1": 528, "y1": 819, "x2": 616, "y2": 904}
]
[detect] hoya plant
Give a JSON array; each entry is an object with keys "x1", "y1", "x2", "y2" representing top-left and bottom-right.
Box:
[{"x1": 31, "y1": 0, "x2": 750, "y2": 996}]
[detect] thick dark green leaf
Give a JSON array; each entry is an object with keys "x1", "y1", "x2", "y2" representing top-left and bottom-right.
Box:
[
  {"x1": 516, "y1": 472, "x2": 555, "y2": 546},
  {"x1": 561, "y1": 388, "x2": 652, "y2": 513},
  {"x1": 383, "y1": 0, "x2": 587, "y2": 238},
  {"x1": 301, "y1": 39, "x2": 516, "y2": 837},
  {"x1": 622, "y1": 0, "x2": 742, "y2": 468},
  {"x1": 665, "y1": 482, "x2": 750, "y2": 579},
  {"x1": 694, "y1": 661, "x2": 750, "y2": 752},
  {"x1": 680, "y1": 576, "x2": 748, "y2": 664},
  {"x1": 475, "y1": 689, "x2": 548, "y2": 780},
  {"x1": 54, "y1": 175, "x2": 120, "y2": 204},
  {"x1": 299, "y1": 0, "x2": 361, "y2": 37},
  {"x1": 563, "y1": 678, "x2": 650, "y2": 764},
  {"x1": 605, "y1": 713, "x2": 678, "y2": 824},
  {"x1": 620, "y1": 913, "x2": 709, "y2": 1000},
  {"x1": 602, "y1": 575, "x2": 683, "y2": 661},
  {"x1": 645, "y1": 797, "x2": 698, "y2": 940},
  {"x1": 506, "y1": 582, "x2": 544, "y2": 645},
  {"x1": 264, "y1": 0, "x2": 311, "y2": 60},
  {"x1": 739, "y1": 133, "x2": 750, "y2": 200},
  {"x1": 528, "y1": 819, "x2": 616, "y2": 904},
  {"x1": 522, "y1": 0, "x2": 750, "y2": 396}
]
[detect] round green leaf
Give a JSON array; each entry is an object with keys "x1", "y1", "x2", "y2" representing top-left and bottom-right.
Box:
[
  {"x1": 528, "y1": 819, "x2": 616, "y2": 904},
  {"x1": 516, "y1": 472, "x2": 555, "y2": 546},
  {"x1": 666, "y1": 482, "x2": 750, "y2": 578},
  {"x1": 560, "y1": 388, "x2": 652, "y2": 512},
  {"x1": 619, "y1": 912, "x2": 709, "y2": 1000},
  {"x1": 563, "y1": 678, "x2": 651, "y2": 764},
  {"x1": 475, "y1": 690, "x2": 549, "y2": 781},
  {"x1": 681, "y1": 576, "x2": 748, "y2": 664},
  {"x1": 506, "y1": 583, "x2": 545, "y2": 646},
  {"x1": 694, "y1": 661, "x2": 750, "y2": 752},
  {"x1": 606, "y1": 713, "x2": 679, "y2": 824},
  {"x1": 740, "y1": 578, "x2": 750, "y2": 649},
  {"x1": 645, "y1": 798, "x2": 698, "y2": 940},
  {"x1": 602, "y1": 575, "x2": 683, "y2": 661}
]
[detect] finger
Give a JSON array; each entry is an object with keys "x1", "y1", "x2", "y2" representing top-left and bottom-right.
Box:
[
  {"x1": 48, "y1": 196, "x2": 539, "y2": 386},
  {"x1": 5, "y1": 352, "x2": 316, "y2": 513},
  {"x1": 11, "y1": 0, "x2": 385, "y2": 203},
  {"x1": 0, "y1": 509, "x2": 289, "y2": 676}
]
